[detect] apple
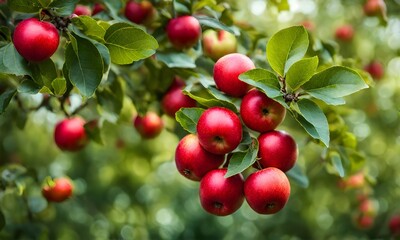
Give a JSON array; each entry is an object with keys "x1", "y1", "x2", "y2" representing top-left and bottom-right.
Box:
[
  {"x1": 162, "y1": 79, "x2": 197, "y2": 117},
  {"x1": 196, "y1": 107, "x2": 242, "y2": 155},
  {"x1": 124, "y1": 0, "x2": 154, "y2": 24},
  {"x1": 199, "y1": 168, "x2": 244, "y2": 216},
  {"x1": 301, "y1": 20, "x2": 315, "y2": 31},
  {"x1": 338, "y1": 172, "x2": 365, "y2": 189},
  {"x1": 54, "y1": 117, "x2": 88, "y2": 151},
  {"x1": 240, "y1": 88, "x2": 286, "y2": 133},
  {"x1": 202, "y1": 29, "x2": 237, "y2": 61},
  {"x1": 73, "y1": 4, "x2": 92, "y2": 16},
  {"x1": 166, "y1": 15, "x2": 201, "y2": 49},
  {"x1": 364, "y1": 60, "x2": 384, "y2": 80},
  {"x1": 42, "y1": 177, "x2": 73, "y2": 202},
  {"x1": 213, "y1": 53, "x2": 256, "y2": 97},
  {"x1": 133, "y1": 111, "x2": 164, "y2": 139},
  {"x1": 257, "y1": 130, "x2": 298, "y2": 172},
  {"x1": 389, "y1": 214, "x2": 400, "y2": 237},
  {"x1": 244, "y1": 167, "x2": 291, "y2": 214},
  {"x1": 175, "y1": 134, "x2": 225, "y2": 181},
  {"x1": 92, "y1": 3, "x2": 105, "y2": 15},
  {"x1": 355, "y1": 214, "x2": 374, "y2": 229},
  {"x1": 363, "y1": 0, "x2": 386, "y2": 17},
  {"x1": 335, "y1": 24, "x2": 354, "y2": 42},
  {"x1": 359, "y1": 198, "x2": 377, "y2": 216},
  {"x1": 13, "y1": 18, "x2": 60, "y2": 62}
]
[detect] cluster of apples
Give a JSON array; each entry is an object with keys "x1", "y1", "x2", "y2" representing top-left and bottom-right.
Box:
[{"x1": 174, "y1": 53, "x2": 298, "y2": 216}]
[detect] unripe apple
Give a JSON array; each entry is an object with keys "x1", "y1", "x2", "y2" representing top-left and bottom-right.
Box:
[
  {"x1": 335, "y1": 24, "x2": 354, "y2": 42},
  {"x1": 54, "y1": 117, "x2": 88, "y2": 151},
  {"x1": 125, "y1": 0, "x2": 154, "y2": 24},
  {"x1": 92, "y1": 3, "x2": 105, "y2": 15},
  {"x1": 364, "y1": 60, "x2": 384, "y2": 80},
  {"x1": 244, "y1": 167, "x2": 291, "y2": 214},
  {"x1": 133, "y1": 111, "x2": 164, "y2": 139},
  {"x1": 202, "y1": 29, "x2": 237, "y2": 61},
  {"x1": 197, "y1": 107, "x2": 242, "y2": 155},
  {"x1": 389, "y1": 214, "x2": 400, "y2": 237},
  {"x1": 13, "y1": 18, "x2": 60, "y2": 62},
  {"x1": 240, "y1": 89, "x2": 286, "y2": 133},
  {"x1": 175, "y1": 134, "x2": 225, "y2": 181},
  {"x1": 199, "y1": 168, "x2": 244, "y2": 216},
  {"x1": 213, "y1": 53, "x2": 255, "y2": 97},
  {"x1": 73, "y1": 4, "x2": 92, "y2": 16},
  {"x1": 166, "y1": 15, "x2": 201, "y2": 49},
  {"x1": 162, "y1": 79, "x2": 197, "y2": 117},
  {"x1": 363, "y1": 0, "x2": 386, "y2": 17},
  {"x1": 257, "y1": 130, "x2": 298, "y2": 172},
  {"x1": 42, "y1": 177, "x2": 73, "y2": 202}
]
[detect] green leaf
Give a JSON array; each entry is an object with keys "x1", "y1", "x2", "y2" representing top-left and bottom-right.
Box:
[
  {"x1": 71, "y1": 16, "x2": 107, "y2": 43},
  {"x1": 175, "y1": 107, "x2": 205, "y2": 134},
  {"x1": 96, "y1": 78, "x2": 124, "y2": 117},
  {"x1": 18, "y1": 79, "x2": 41, "y2": 94},
  {"x1": 330, "y1": 151, "x2": 345, "y2": 177},
  {"x1": 286, "y1": 163, "x2": 309, "y2": 188},
  {"x1": 302, "y1": 66, "x2": 369, "y2": 105},
  {"x1": 225, "y1": 139, "x2": 259, "y2": 178},
  {"x1": 51, "y1": 77, "x2": 67, "y2": 96},
  {"x1": 64, "y1": 33, "x2": 104, "y2": 97},
  {"x1": 48, "y1": 0, "x2": 79, "y2": 16},
  {"x1": 7, "y1": 0, "x2": 42, "y2": 13},
  {"x1": 104, "y1": 22, "x2": 158, "y2": 65},
  {"x1": 195, "y1": 15, "x2": 239, "y2": 35},
  {"x1": 94, "y1": 42, "x2": 111, "y2": 74},
  {"x1": 0, "y1": 43, "x2": 31, "y2": 76},
  {"x1": 30, "y1": 58, "x2": 58, "y2": 89},
  {"x1": 0, "y1": 89, "x2": 16, "y2": 114},
  {"x1": 84, "y1": 120, "x2": 104, "y2": 145},
  {"x1": 267, "y1": 26, "x2": 309, "y2": 76},
  {"x1": 156, "y1": 52, "x2": 196, "y2": 69},
  {"x1": 0, "y1": 26, "x2": 11, "y2": 42},
  {"x1": 286, "y1": 56, "x2": 318, "y2": 91},
  {"x1": 294, "y1": 99, "x2": 329, "y2": 147}
]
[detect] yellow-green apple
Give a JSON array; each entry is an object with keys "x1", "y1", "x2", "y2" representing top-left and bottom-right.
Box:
[
  {"x1": 73, "y1": 4, "x2": 92, "y2": 16},
  {"x1": 54, "y1": 117, "x2": 88, "y2": 151},
  {"x1": 199, "y1": 168, "x2": 244, "y2": 216},
  {"x1": 162, "y1": 78, "x2": 197, "y2": 117},
  {"x1": 364, "y1": 60, "x2": 384, "y2": 80},
  {"x1": 133, "y1": 112, "x2": 164, "y2": 139},
  {"x1": 42, "y1": 177, "x2": 73, "y2": 202},
  {"x1": 213, "y1": 53, "x2": 255, "y2": 97},
  {"x1": 124, "y1": 0, "x2": 154, "y2": 24},
  {"x1": 335, "y1": 24, "x2": 354, "y2": 42},
  {"x1": 197, "y1": 107, "x2": 242, "y2": 155},
  {"x1": 202, "y1": 29, "x2": 237, "y2": 61},
  {"x1": 166, "y1": 15, "x2": 201, "y2": 49}
]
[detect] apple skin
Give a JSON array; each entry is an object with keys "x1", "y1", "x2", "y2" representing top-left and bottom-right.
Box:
[
  {"x1": 244, "y1": 167, "x2": 291, "y2": 214},
  {"x1": 73, "y1": 4, "x2": 92, "y2": 16},
  {"x1": 175, "y1": 134, "x2": 225, "y2": 181},
  {"x1": 197, "y1": 107, "x2": 242, "y2": 155},
  {"x1": 363, "y1": 0, "x2": 386, "y2": 17},
  {"x1": 166, "y1": 15, "x2": 201, "y2": 49},
  {"x1": 162, "y1": 79, "x2": 197, "y2": 117},
  {"x1": 199, "y1": 168, "x2": 244, "y2": 216},
  {"x1": 124, "y1": 0, "x2": 154, "y2": 24},
  {"x1": 213, "y1": 53, "x2": 255, "y2": 97},
  {"x1": 240, "y1": 89, "x2": 286, "y2": 133},
  {"x1": 13, "y1": 18, "x2": 60, "y2": 62},
  {"x1": 133, "y1": 112, "x2": 164, "y2": 139},
  {"x1": 364, "y1": 60, "x2": 384, "y2": 80},
  {"x1": 257, "y1": 130, "x2": 298, "y2": 172},
  {"x1": 389, "y1": 215, "x2": 400, "y2": 237},
  {"x1": 42, "y1": 178, "x2": 73, "y2": 203},
  {"x1": 92, "y1": 3, "x2": 105, "y2": 15},
  {"x1": 54, "y1": 117, "x2": 88, "y2": 151},
  {"x1": 202, "y1": 29, "x2": 237, "y2": 61},
  {"x1": 335, "y1": 24, "x2": 354, "y2": 42}
]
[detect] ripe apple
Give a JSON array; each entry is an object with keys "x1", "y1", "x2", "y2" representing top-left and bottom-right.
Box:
[
  {"x1": 244, "y1": 167, "x2": 291, "y2": 214},
  {"x1": 359, "y1": 198, "x2": 377, "y2": 216},
  {"x1": 199, "y1": 168, "x2": 244, "y2": 216},
  {"x1": 162, "y1": 79, "x2": 197, "y2": 117},
  {"x1": 175, "y1": 134, "x2": 225, "y2": 181},
  {"x1": 338, "y1": 172, "x2": 365, "y2": 189},
  {"x1": 389, "y1": 214, "x2": 400, "y2": 237},
  {"x1": 364, "y1": 60, "x2": 384, "y2": 80},
  {"x1": 240, "y1": 88, "x2": 286, "y2": 133},
  {"x1": 133, "y1": 111, "x2": 164, "y2": 139},
  {"x1": 196, "y1": 107, "x2": 242, "y2": 155},
  {"x1": 92, "y1": 3, "x2": 105, "y2": 15},
  {"x1": 335, "y1": 24, "x2": 354, "y2": 42},
  {"x1": 363, "y1": 0, "x2": 386, "y2": 17},
  {"x1": 13, "y1": 18, "x2": 60, "y2": 62},
  {"x1": 301, "y1": 20, "x2": 315, "y2": 31},
  {"x1": 213, "y1": 53, "x2": 255, "y2": 97},
  {"x1": 73, "y1": 4, "x2": 92, "y2": 16},
  {"x1": 42, "y1": 177, "x2": 73, "y2": 202},
  {"x1": 257, "y1": 130, "x2": 298, "y2": 172},
  {"x1": 124, "y1": 0, "x2": 154, "y2": 24},
  {"x1": 166, "y1": 15, "x2": 201, "y2": 49},
  {"x1": 202, "y1": 29, "x2": 237, "y2": 61},
  {"x1": 355, "y1": 214, "x2": 374, "y2": 229},
  {"x1": 54, "y1": 117, "x2": 88, "y2": 151}
]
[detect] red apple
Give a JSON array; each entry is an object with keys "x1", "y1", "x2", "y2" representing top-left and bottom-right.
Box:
[
  {"x1": 301, "y1": 20, "x2": 315, "y2": 31},
  {"x1": 213, "y1": 53, "x2": 255, "y2": 97},
  {"x1": 197, "y1": 107, "x2": 242, "y2": 155},
  {"x1": 92, "y1": 3, "x2": 105, "y2": 15},
  {"x1": 73, "y1": 4, "x2": 92, "y2": 16},
  {"x1": 162, "y1": 79, "x2": 197, "y2": 117},
  {"x1": 335, "y1": 24, "x2": 354, "y2": 42},
  {"x1": 364, "y1": 60, "x2": 384, "y2": 80},
  {"x1": 175, "y1": 134, "x2": 225, "y2": 181},
  {"x1": 13, "y1": 18, "x2": 60, "y2": 62},
  {"x1": 199, "y1": 168, "x2": 244, "y2": 216},
  {"x1": 124, "y1": 0, "x2": 154, "y2": 24},
  {"x1": 389, "y1": 214, "x2": 400, "y2": 237},
  {"x1": 133, "y1": 111, "x2": 164, "y2": 139},
  {"x1": 240, "y1": 88, "x2": 286, "y2": 133},
  {"x1": 355, "y1": 214, "x2": 374, "y2": 229},
  {"x1": 363, "y1": 0, "x2": 386, "y2": 17},
  {"x1": 42, "y1": 177, "x2": 73, "y2": 202},
  {"x1": 244, "y1": 167, "x2": 291, "y2": 214},
  {"x1": 338, "y1": 172, "x2": 365, "y2": 189},
  {"x1": 257, "y1": 130, "x2": 298, "y2": 172},
  {"x1": 166, "y1": 15, "x2": 201, "y2": 49},
  {"x1": 202, "y1": 29, "x2": 237, "y2": 61},
  {"x1": 359, "y1": 198, "x2": 377, "y2": 216},
  {"x1": 54, "y1": 117, "x2": 88, "y2": 151}
]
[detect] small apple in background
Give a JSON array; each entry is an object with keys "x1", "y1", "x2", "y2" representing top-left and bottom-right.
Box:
[
  {"x1": 162, "y1": 78, "x2": 197, "y2": 117},
  {"x1": 301, "y1": 20, "x2": 315, "y2": 31},
  {"x1": 335, "y1": 24, "x2": 354, "y2": 42},
  {"x1": 175, "y1": 134, "x2": 225, "y2": 181},
  {"x1": 133, "y1": 111, "x2": 164, "y2": 139},
  {"x1": 54, "y1": 117, "x2": 88, "y2": 151},
  {"x1": 73, "y1": 4, "x2": 92, "y2": 16},
  {"x1": 42, "y1": 177, "x2": 73, "y2": 202},
  {"x1": 202, "y1": 29, "x2": 237, "y2": 61},
  {"x1": 389, "y1": 214, "x2": 400, "y2": 237},
  {"x1": 92, "y1": 3, "x2": 105, "y2": 15},
  {"x1": 213, "y1": 53, "x2": 256, "y2": 97},
  {"x1": 196, "y1": 107, "x2": 242, "y2": 155},
  {"x1": 355, "y1": 214, "x2": 374, "y2": 229},
  {"x1": 363, "y1": 0, "x2": 386, "y2": 17},
  {"x1": 240, "y1": 88, "x2": 286, "y2": 133},
  {"x1": 359, "y1": 198, "x2": 377, "y2": 216},
  {"x1": 244, "y1": 167, "x2": 291, "y2": 214},
  {"x1": 166, "y1": 15, "x2": 201, "y2": 49},
  {"x1": 257, "y1": 130, "x2": 298, "y2": 172},
  {"x1": 13, "y1": 18, "x2": 60, "y2": 62},
  {"x1": 124, "y1": 0, "x2": 154, "y2": 24},
  {"x1": 199, "y1": 168, "x2": 244, "y2": 216},
  {"x1": 338, "y1": 172, "x2": 365, "y2": 190},
  {"x1": 364, "y1": 60, "x2": 384, "y2": 80}
]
